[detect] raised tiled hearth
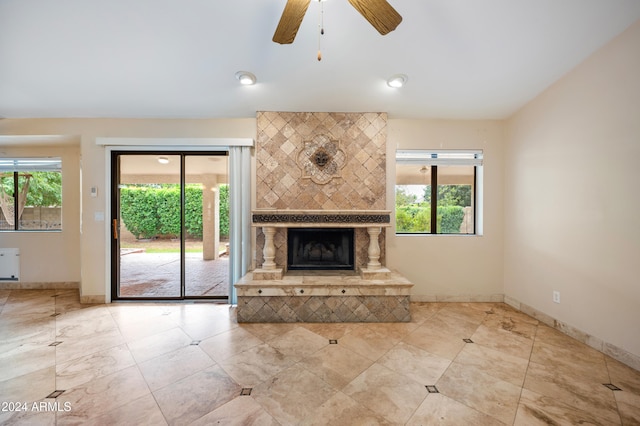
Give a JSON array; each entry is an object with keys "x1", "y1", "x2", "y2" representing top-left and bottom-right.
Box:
[
  {"x1": 235, "y1": 271, "x2": 413, "y2": 322},
  {"x1": 237, "y1": 295, "x2": 411, "y2": 323}
]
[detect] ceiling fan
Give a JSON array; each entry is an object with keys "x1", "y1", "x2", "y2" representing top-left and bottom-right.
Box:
[{"x1": 273, "y1": 0, "x2": 402, "y2": 44}]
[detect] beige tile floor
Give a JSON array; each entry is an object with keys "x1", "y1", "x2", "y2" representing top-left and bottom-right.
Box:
[{"x1": 1, "y1": 289, "x2": 639, "y2": 425}]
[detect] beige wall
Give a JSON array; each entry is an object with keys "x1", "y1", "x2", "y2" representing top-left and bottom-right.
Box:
[
  {"x1": 386, "y1": 119, "x2": 505, "y2": 300},
  {"x1": 505, "y1": 21, "x2": 640, "y2": 357},
  {"x1": 0, "y1": 143, "x2": 81, "y2": 283},
  {"x1": 1, "y1": 117, "x2": 504, "y2": 301}
]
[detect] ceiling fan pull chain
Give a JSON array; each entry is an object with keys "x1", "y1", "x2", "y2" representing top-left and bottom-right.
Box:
[
  {"x1": 320, "y1": 0, "x2": 324, "y2": 35},
  {"x1": 317, "y1": 0, "x2": 324, "y2": 61}
]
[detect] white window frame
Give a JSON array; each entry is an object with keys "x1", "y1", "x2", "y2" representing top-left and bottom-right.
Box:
[
  {"x1": 0, "y1": 157, "x2": 63, "y2": 232},
  {"x1": 395, "y1": 150, "x2": 483, "y2": 236}
]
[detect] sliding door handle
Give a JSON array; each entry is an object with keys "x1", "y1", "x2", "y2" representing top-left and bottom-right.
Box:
[{"x1": 113, "y1": 219, "x2": 118, "y2": 239}]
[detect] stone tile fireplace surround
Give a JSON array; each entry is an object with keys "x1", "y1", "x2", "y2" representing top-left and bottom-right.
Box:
[{"x1": 235, "y1": 112, "x2": 413, "y2": 322}]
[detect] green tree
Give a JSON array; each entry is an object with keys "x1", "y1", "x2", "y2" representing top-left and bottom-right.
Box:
[
  {"x1": 438, "y1": 185, "x2": 471, "y2": 207},
  {"x1": 1, "y1": 172, "x2": 62, "y2": 206},
  {"x1": 424, "y1": 185, "x2": 471, "y2": 207},
  {"x1": 423, "y1": 185, "x2": 432, "y2": 204},
  {"x1": 395, "y1": 187, "x2": 418, "y2": 206},
  {"x1": 25, "y1": 172, "x2": 62, "y2": 206}
]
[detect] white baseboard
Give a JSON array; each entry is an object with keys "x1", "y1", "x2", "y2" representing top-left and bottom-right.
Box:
[
  {"x1": 79, "y1": 294, "x2": 106, "y2": 304},
  {"x1": 410, "y1": 294, "x2": 504, "y2": 303},
  {"x1": 504, "y1": 296, "x2": 640, "y2": 372}
]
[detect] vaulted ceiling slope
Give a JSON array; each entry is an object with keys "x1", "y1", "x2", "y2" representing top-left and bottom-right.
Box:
[{"x1": 1, "y1": 0, "x2": 639, "y2": 119}]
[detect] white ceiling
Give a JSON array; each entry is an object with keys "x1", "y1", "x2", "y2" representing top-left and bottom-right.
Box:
[{"x1": 1, "y1": 0, "x2": 639, "y2": 120}]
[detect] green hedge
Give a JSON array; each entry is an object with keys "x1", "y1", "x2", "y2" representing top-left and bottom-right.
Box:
[
  {"x1": 396, "y1": 205, "x2": 431, "y2": 233},
  {"x1": 438, "y1": 205, "x2": 465, "y2": 234},
  {"x1": 120, "y1": 187, "x2": 162, "y2": 239},
  {"x1": 219, "y1": 184, "x2": 229, "y2": 239},
  {"x1": 396, "y1": 204, "x2": 464, "y2": 233},
  {"x1": 120, "y1": 184, "x2": 229, "y2": 240}
]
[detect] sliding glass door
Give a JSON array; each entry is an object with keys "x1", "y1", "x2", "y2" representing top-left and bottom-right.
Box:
[
  {"x1": 111, "y1": 151, "x2": 229, "y2": 300},
  {"x1": 184, "y1": 154, "x2": 229, "y2": 297}
]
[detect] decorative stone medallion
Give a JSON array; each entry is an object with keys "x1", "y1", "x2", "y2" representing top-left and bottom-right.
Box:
[
  {"x1": 297, "y1": 134, "x2": 346, "y2": 185},
  {"x1": 312, "y1": 147, "x2": 331, "y2": 169}
]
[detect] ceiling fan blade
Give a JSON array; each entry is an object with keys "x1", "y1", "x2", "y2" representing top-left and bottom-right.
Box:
[
  {"x1": 273, "y1": 0, "x2": 311, "y2": 44},
  {"x1": 347, "y1": 0, "x2": 402, "y2": 35}
]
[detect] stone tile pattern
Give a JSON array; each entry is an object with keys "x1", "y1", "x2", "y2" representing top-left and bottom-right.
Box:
[
  {"x1": 256, "y1": 111, "x2": 387, "y2": 211},
  {"x1": 256, "y1": 227, "x2": 385, "y2": 271},
  {"x1": 297, "y1": 134, "x2": 346, "y2": 184},
  {"x1": 255, "y1": 111, "x2": 388, "y2": 271},
  {"x1": 2, "y1": 288, "x2": 639, "y2": 425},
  {"x1": 237, "y1": 295, "x2": 411, "y2": 323}
]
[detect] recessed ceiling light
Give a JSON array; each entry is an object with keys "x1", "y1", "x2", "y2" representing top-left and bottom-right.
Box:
[
  {"x1": 157, "y1": 156, "x2": 170, "y2": 164},
  {"x1": 387, "y1": 74, "x2": 408, "y2": 88},
  {"x1": 235, "y1": 71, "x2": 257, "y2": 85}
]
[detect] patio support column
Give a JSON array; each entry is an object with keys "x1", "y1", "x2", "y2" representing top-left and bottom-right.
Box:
[{"x1": 202, "y1": 174, "x2": 219, "y2": 261}]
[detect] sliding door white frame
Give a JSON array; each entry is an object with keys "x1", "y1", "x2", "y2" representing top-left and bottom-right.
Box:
[{"x1": 99, "y1": 138, "x2": 253, "y2": 304}]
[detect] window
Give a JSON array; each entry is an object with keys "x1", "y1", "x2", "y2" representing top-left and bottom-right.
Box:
[
  {"x1": 395, "y1": 150, "x2": 482, "y2": 235},
  {"x1": 0, "y1": 158, "x2": 62, "y2": 231}
]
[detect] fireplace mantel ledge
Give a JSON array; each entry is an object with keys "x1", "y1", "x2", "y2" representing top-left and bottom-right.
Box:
[{"x1": 252, "y1": 209, "x2": 392, "y2": 228}]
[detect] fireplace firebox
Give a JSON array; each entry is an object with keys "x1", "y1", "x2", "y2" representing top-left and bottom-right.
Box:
[{"x1": 287, "y1": 228, "x2": 354, "y2": 271}]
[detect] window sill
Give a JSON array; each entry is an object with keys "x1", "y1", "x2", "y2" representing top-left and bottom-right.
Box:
[
  {"x1": 0, "y1": 230, "x2": 63, "y2": 233},
  {"x1": 395, "y1": 233, "x2": 479, "y2": 237}
]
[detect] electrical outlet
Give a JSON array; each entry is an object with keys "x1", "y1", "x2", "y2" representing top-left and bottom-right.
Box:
[{"x1": 553, "y1": 291, "x2": 560, "y2": 304}]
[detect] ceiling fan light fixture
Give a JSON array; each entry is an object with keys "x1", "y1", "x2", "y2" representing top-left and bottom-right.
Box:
[
  {"x1": 157, "y1": 156, "x2": 170, "y2": 164},
  {"x1": 387, "y1": 74, "x2": 408, "y2": 88},
  {"x1": 235, "y1": 71, "x2": 257, "y2": 85}
]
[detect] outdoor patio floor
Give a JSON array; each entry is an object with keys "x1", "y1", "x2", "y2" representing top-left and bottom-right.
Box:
[{"x1": 119, "y1": 252, "x2": 229, "y2": 298}]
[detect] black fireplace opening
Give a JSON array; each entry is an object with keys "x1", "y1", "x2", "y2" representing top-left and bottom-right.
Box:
[{"x1": 287, "y1": 228, "x2": 354, "y2": 271}]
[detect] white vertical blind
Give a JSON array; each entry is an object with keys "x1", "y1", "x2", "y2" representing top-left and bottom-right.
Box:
[{"x1": 228, "y1": 146, "x2": 251, "y2": 305}]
